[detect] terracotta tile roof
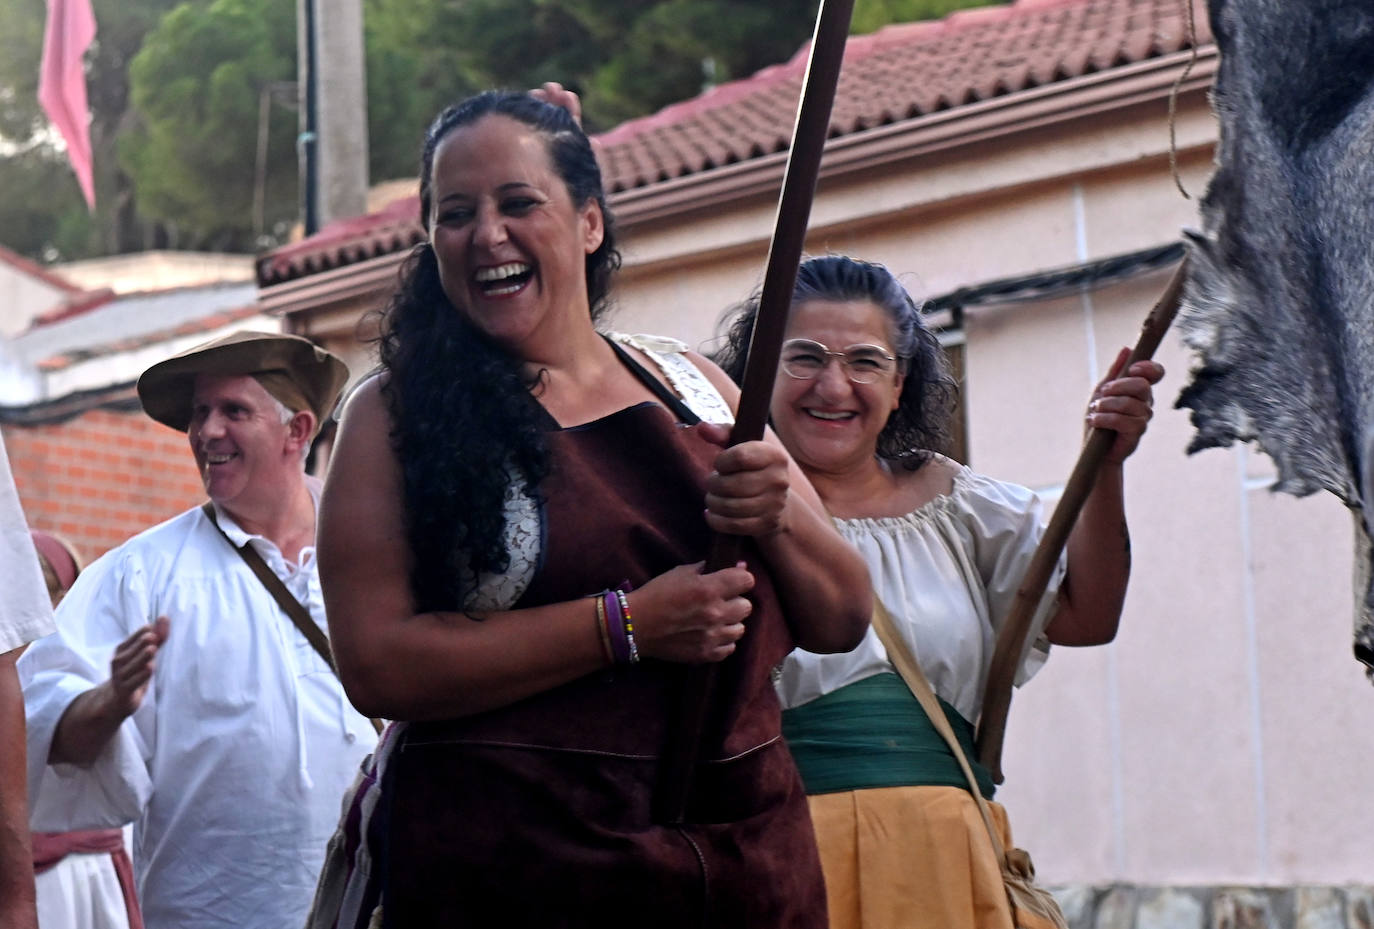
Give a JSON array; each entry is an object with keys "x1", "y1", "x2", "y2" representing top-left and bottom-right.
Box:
[
  {"x1": 31, "y1": 288, "x2": 118, "y2": 326},
  {"x1": 596, "y1": 0, "x2": 1208, "y2": 192},
  {"x1": 256, "y1": 0, "x2": 1211, "y2": 287},
  {"x1": 257, "y1": 194, "x2": 424, "y2": 287},
  {"x1": 0, "y1": 243, "x2": 83, "y2": 294}
]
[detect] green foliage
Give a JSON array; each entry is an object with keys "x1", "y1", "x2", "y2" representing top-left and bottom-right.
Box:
[
  {"x1": 0, "y1": 0, "x2": 1006, "y2": 261},
  {"x1": 120, "y1": 0, "x2": 297, "y2": 250},
  {"x1": 0, "y1": 145, "x2": 94, "y2": 260},
  {"x1": 363, "y1": 0, "x2": 995, "y2": 146},
  {"x1": 363, "y1": 0, "x2": 474, "y2": 180},
  {"x1": 852, "y1": 0, "x2": 994, "y2": 35},
  {"x1": 0, "y1": 0, "x2": 186, "y2": 259},
  {"x1": 581, "y1": 0, "x2": 817, "y2": 129},
  {"x1": 361, "y1": 0, "x2": 618, "y2": 176},
  {"x1": 0, "y1": 0, "x2": 46, "y2": 141}
]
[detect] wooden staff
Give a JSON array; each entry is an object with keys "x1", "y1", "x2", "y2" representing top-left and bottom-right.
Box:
[
  {"x1": 974, "y1": 257, "x2": 1189, "y2": 784},
  {"x1": 653, "y1": 0, "x2": 858, "y2": 825}
]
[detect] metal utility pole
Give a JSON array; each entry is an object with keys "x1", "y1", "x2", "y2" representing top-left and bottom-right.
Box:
[{"x1": 297, "y1": 0, "x2": 369, "y2": 236}]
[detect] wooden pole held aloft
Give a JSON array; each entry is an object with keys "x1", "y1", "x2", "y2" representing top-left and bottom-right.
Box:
[
  {"x1": 974, "y1": 257, "x2": 1189, "y2": 784},
  {"x1": 653, "y1": 0, "x2": 858, "y2": 825}
]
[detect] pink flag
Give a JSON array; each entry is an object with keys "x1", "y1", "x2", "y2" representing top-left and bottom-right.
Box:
[{"x1": 38, "y1": 0, "x2": 97, "y2": 209}]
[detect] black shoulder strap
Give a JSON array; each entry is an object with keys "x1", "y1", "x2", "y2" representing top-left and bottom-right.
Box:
[
  {"x1": 605, "y1": 336, "x2": 702, "y2": 425},
  {"x1": 201, "y1": 503, "x2": 383, "y2": 734}
]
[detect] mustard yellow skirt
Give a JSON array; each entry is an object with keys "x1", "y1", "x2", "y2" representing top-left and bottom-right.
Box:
[{"x1": 808, "y1": 785, "x2": 1015, "y2": 929}]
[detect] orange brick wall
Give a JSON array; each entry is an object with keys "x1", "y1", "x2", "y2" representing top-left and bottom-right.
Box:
[{"x1": 4, "y1": 410, "x2": 206, "y2": 563}]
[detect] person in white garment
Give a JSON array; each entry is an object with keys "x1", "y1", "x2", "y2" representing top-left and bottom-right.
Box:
[
  {"x1": 19, "y1": 331, "x2": 375, "y2": 929},
  {"x1": 1, "y1": 435, "x2": 57, "y2": 929}
]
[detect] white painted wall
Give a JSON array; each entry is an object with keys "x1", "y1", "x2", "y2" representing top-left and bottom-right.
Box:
[
  {"x1": 0, "y1": 263, "x2": 67, "y2": 338},
  {"x1": 55, "y1": 251, "x2": 253, "y2": 294}
]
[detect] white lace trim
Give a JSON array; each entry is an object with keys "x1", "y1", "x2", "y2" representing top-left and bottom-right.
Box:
[
  {"x1": 610, "y1": 332, "x2": 735, "y2": 425},
  {"x1": 462, "y1": 470, "x2": 541, "y2": 612},
  {"x1": 460, "y1": 333, "x2": 735, "y2": 611}
]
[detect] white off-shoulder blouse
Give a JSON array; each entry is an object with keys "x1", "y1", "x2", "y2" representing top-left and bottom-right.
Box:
[{"x1": 775, "y1": 461, "x2": 1066, "y2": 723}]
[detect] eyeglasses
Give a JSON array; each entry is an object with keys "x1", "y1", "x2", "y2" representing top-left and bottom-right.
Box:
[{"x1": 780, "y1": 339, "x2": 899, "y2": 384}]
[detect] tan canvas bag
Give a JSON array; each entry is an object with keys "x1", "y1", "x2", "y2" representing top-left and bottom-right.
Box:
[{"x1": 870, "y1": 597, "x2": 1069, "y2": 929}]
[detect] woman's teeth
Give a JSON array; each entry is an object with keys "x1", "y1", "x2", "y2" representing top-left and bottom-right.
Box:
[
  {"x1": 475, "y1": 262, "x2": 532, "y2": 295},
  {"x1": 806, "y1": 409, "x2": 854, "y2": 421}
]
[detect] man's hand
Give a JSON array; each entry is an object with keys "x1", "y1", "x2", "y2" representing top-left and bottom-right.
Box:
[
  {"x1": 50, "y1": 618, "x2": 169, "y2": 767},
  {"x1": 106, "y1": 617, "x2": 170, "y2": 718}
]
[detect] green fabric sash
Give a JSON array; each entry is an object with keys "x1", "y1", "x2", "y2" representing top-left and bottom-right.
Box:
[{"x1": 781, "y1": 672, "x2": 996, "y2": 799}]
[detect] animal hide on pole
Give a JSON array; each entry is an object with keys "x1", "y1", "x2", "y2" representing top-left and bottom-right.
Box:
[{"x1": 1177, "y1": 0, "x2": 1374, "y2": 676}]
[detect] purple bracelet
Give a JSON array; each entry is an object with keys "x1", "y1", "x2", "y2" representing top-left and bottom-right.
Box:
[{"x1": 604, "y1": 590, "x2": 631, "y2": 665}]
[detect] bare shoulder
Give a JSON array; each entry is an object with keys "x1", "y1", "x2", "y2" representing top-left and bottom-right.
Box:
[
  {"x1": 324, "y1": 374, "x2": 400, "y2": 495},
  {"x1": 318, "y1": 373, "x2": 415, "y2": 646},
  {"x1": 890, "y1": 453, "x2": 961, "y2": 509},
  {"x1": 336, "y1": 372, "x2": 389, "y2": 430},
  {"x1": 923, "y1": 453, "x2": 965, "y2": 485}
]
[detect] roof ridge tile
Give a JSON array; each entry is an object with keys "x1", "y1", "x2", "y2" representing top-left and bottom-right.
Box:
[{"x1": 259, "y1": 0, "x2": 1216, "y2": 287}]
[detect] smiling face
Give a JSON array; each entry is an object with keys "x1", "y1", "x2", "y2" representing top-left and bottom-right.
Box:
[
  {"x1": 770, "y1": 299, "x2": 905, "y2": 479},
  {"x1": 427, "y1": 114, "x2": 605, "y2": 352},
  {"x1": 188, "y1": 374, "x2": 311, "y2": 519}
]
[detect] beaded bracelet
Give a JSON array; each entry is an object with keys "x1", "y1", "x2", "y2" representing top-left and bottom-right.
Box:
[
  {"x1": 593, "y1": 594, "x2": 615, "y2": 666},
  {"x1": 615, "y1": 589, "x2": 639, "y2": 664}
]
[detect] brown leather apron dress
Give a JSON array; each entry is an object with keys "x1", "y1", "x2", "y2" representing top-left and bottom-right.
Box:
[{"x1": 379, "y1": 359, "x2": 826, "y2": 928}]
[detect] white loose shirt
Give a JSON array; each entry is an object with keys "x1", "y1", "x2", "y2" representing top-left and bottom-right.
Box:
[
  {"x1": 776, "y1": 463, "x2": 1066, "y2": 723},
  {"x1": 0, "y1": 434, "x2": 55, "y2": 651},
  {"x1": 20, "y1": 502, "x2": 375, "y2": 929}
]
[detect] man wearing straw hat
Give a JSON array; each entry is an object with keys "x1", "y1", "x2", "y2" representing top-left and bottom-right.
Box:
[{"x1": 19, "y1": 331, "x2": 376, "y2": 929}]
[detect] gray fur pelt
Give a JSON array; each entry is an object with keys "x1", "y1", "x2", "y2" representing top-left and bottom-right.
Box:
[{"x1": 1176, "y1": 0, "x2": 1374, "y2": 676}]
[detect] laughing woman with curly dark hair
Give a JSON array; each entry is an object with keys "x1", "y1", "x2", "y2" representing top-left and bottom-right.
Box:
[{"x1": 310, "y1": 87, "x2": 870, "y2": 928}]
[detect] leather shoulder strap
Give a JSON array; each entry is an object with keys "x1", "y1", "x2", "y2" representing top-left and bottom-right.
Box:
[
  {"x1": 606, "y1": 336, "x2": 702, "y2": 425},
  {"x1": 869, "y1": 596, "x2": 1009, "y2": 863},
  {"x1": 201, "y1": 503, "x2": 382, "y2": 734}
]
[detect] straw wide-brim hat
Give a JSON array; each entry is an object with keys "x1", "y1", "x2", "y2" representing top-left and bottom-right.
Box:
[{"x1": 137, "y1": 330, "x2": 349, "y2": 435}]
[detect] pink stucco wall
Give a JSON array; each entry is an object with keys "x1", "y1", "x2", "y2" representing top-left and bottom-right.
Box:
[{"x1": 609, "y1": 93, "x2": 1372, "y2": 887}]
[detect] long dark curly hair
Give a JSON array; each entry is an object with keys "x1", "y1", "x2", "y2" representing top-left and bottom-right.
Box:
[
  {"x1": 376, "y1": 91, "x2": 621, "y2": 611},
  {"x1": 713, "y1": 255, "x2": 957, "y2": 469}
]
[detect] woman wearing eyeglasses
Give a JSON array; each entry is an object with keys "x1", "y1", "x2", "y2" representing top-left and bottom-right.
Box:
[{"x1": 714, "y1": 255, "x2": 1163, "y2": 929}]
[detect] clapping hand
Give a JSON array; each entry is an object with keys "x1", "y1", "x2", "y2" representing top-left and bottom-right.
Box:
[{"x1": 104, "y1": 616, "x2": 170, "y2": 718}]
